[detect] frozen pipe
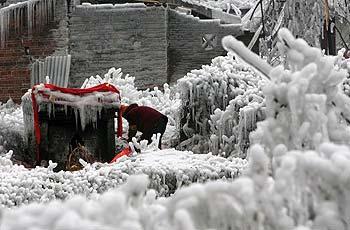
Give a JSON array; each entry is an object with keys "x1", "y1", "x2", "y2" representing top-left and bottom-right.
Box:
[{"x1": 222, "y1": 35, "x2": 272, "y2": 80}]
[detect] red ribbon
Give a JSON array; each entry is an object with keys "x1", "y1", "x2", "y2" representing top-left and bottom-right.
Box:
[{"x1": 31, "y1": 83, "x2": 123, "y2": 163}]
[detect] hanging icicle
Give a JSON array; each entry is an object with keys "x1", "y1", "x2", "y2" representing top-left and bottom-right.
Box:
[
  {"x1": 0, "y1": 9, "x2": 5, "y2": 48},
  {"x1": 0, "y1": 0, "x2": 56, "y2": 47}
]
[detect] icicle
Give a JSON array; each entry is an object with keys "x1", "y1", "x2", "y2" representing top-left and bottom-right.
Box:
[
  {"x1": 74, "y1": 108, "x2": 79, "y2": 129},
  {"x1": 27, "y1": 1, "x2": 33, "y2": 37},
  {"x1": 79, "y1": 105, "x2": 86, "y2": 131},
  {"x1": 0, "y1": 9, "x2": 5, "y2": 48},
  {"x1": 52, "y1": 102, "x2": 55, "y2": 118}
]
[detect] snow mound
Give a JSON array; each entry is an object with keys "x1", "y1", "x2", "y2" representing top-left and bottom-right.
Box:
[
  {"x1": 0, "y1": 149, "x2": 247, "y2": 208},
  {"x1": 177, "y1": 54, "x2": 266, "y2": 157}
]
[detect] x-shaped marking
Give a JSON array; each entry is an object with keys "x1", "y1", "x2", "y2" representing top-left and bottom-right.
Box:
[{"x1": 202, "y1": 34, "x2": 217, "y2": 50}]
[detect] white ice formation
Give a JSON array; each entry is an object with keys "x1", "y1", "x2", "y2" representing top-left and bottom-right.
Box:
[
  {"x1": 3, "y1": 141, "x2": 350, "y2": 229},
  {"x1": 0, "y1": 148, "x2": 247, "y2": 208},
  {"x1": 0, "y1": 0, "x2": 56, "y2": 47},
  {"x1": 0, "y1": 99, "x2": 25, "y2": 156},
  {"x1": 250, "y1": 28, "x2": 350, "y2": 152},
  {"x1": 177, "y1": 53, "x2": 266, "y2": 157}
]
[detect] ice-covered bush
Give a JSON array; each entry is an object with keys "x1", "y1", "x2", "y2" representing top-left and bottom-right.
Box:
[
  {"x1": 0, "y1": 148, "x2": 246, "y2": 208},
  {"x1": 177, "y1": 54, "x2": 266, "y2": 157},
  {"x1": 4, "y1": 142, "x2": 350, "y2": 230},
  {"x1": 218, "y1": 27, "x2": 350, "y2": 228},
  {"x1": 247, "y1": 28, "x2": 350, "y2": 152},
  {"x1": 166, "y1": 143, "x2": 350, "y2": 229},
  {"x1": 0, "y1": 99, "x2": 26, "y2": 159}
]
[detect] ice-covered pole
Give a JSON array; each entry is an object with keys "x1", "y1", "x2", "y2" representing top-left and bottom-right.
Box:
[{"x1": 222, "y1": 35, "x2": 272, "y2": 80}]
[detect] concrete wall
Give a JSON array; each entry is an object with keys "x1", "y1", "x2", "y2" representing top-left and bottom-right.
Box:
[
  {"x1": 0, "y1": 0, "x2": 69, "y2": 103},
  {"x1": 68, "y1": 5, "x2": 242, "y2": 88},
  {"x1": 167, "y1": 10, "x2": 241, "y2": 82},
  {"x1": 68, "y1": 4, "x2": 168, "y2": 89}
]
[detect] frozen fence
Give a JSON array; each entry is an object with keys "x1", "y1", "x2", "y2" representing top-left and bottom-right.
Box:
[{"x1": 30, "y1": 54, "x2": 71, "y2": 87}]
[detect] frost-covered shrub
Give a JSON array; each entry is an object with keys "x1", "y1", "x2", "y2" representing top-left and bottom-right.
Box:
[
  {"x1": 177, "y1": 54, "x2": 265, "y2": 157},
  {"x1": 167, "y1": 143, "x2": 350, "y2": 229},
  {"x1": 0, "y1": 99, "x2": 26, "y2": 159},
  {"x1": 5, "y1": 143, "x2": 350, "y2": 230},
  {"x1": 0, "y1": 149, "x2": 246, "y2": 208},
  {"x1": 249, "y1": 28, "x2": 350, "y2": 153},
  {"x1": 216, "y1": 28, "x2": 350, "y2": 229}
]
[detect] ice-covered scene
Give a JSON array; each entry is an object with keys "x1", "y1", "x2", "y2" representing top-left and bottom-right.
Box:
[{"x1": 0, "y1": 0, "x2": 350, "y2": 229}]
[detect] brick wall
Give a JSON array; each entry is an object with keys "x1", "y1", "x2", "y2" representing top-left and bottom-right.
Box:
[
  {"x1": 0, "y1": 0, "x2": 68, "y2": 103},
  {"x1": 68, "y1": 4, "x2": 168, "y2": 89},
  {"x1": 167, "y1": 10, "x2": 242, "y2": 82}
]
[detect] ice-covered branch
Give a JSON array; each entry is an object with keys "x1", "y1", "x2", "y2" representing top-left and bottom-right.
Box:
[{"x1": 222, "y1": 35, "x2": 272, "y2": 79}]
